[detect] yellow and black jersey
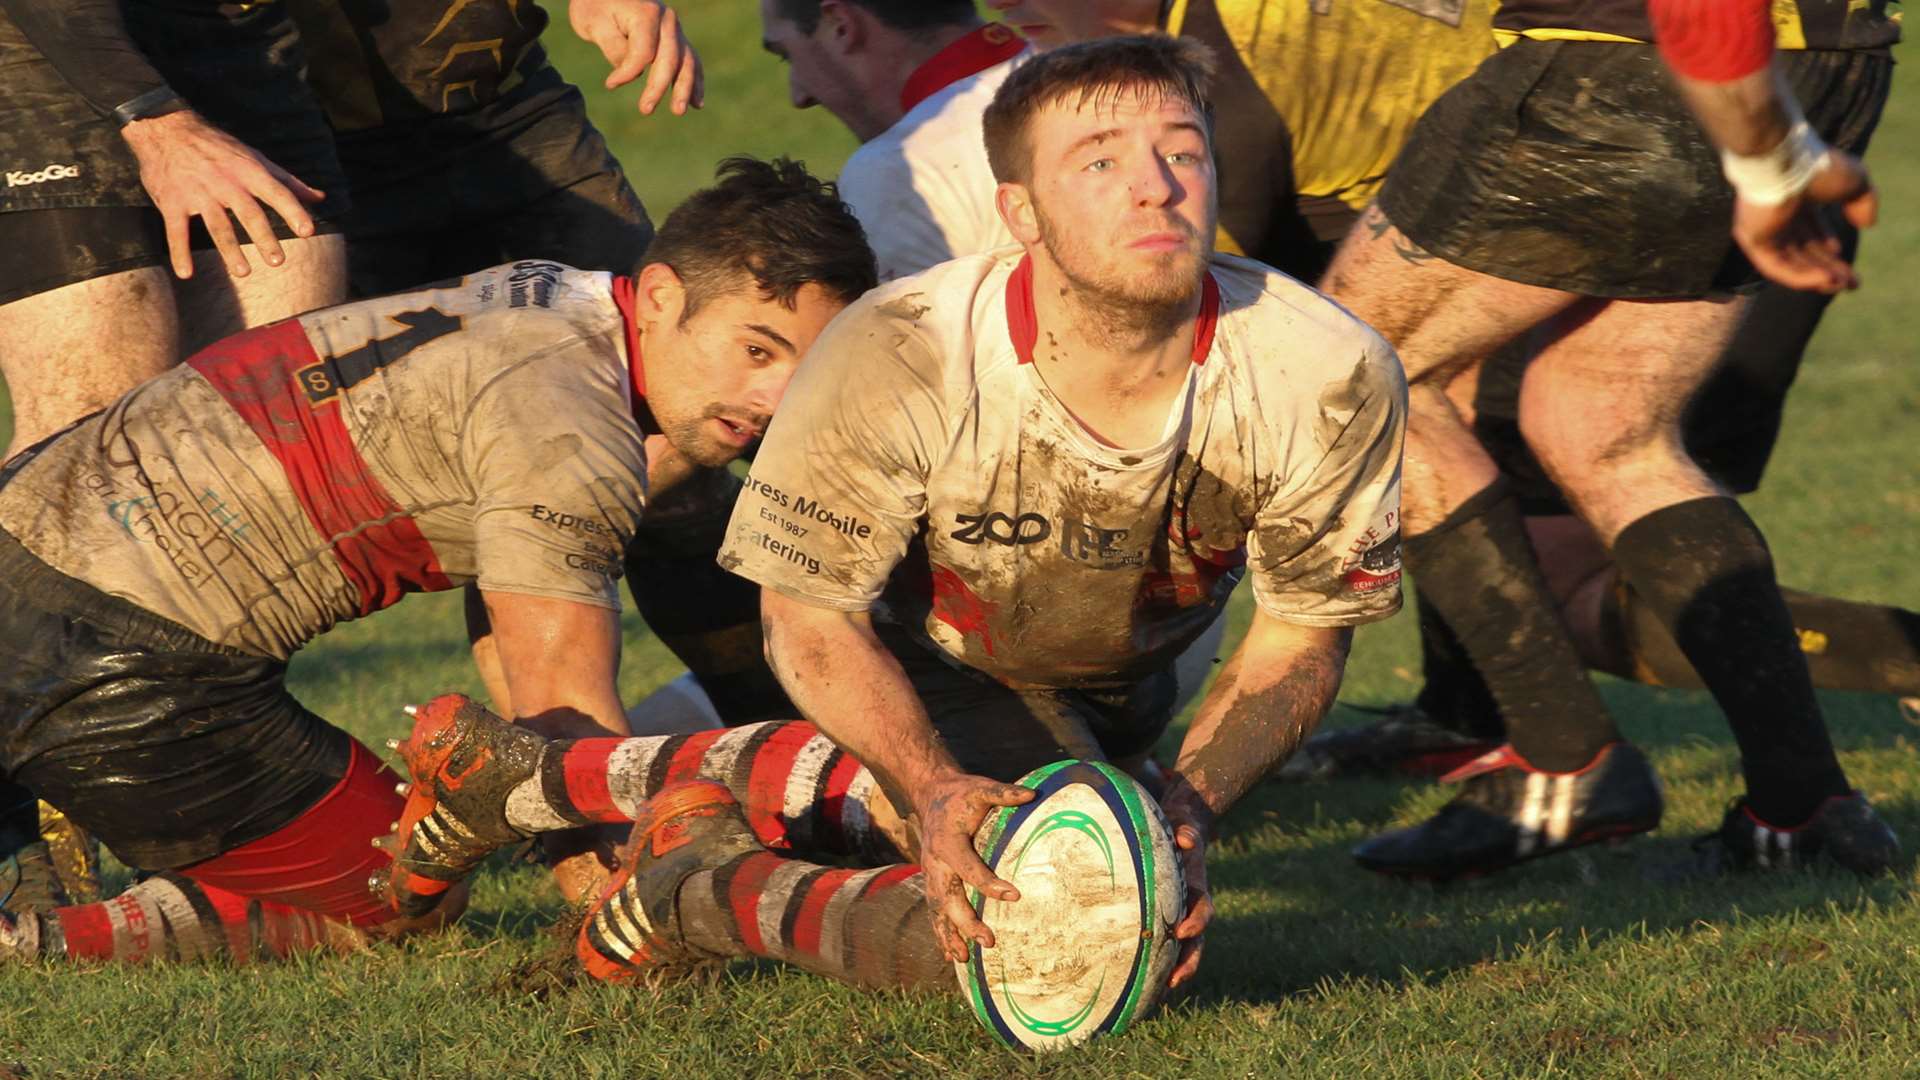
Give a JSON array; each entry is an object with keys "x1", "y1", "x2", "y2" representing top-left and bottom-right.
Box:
[
  {"x1": 1490, "y1": 0, "x2": 1901, "y2": 50},
  {"x1": 1172, "y1": 0, "x2": 1497, "y2": 213},
  {"x1": 287, "y1": 0, "x2": 558, "y2": 132}
]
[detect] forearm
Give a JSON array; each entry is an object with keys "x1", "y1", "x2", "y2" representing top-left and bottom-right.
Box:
[
  {"x1": 1650, "y1": 0, "x2": 1787, "y2": 155},
  {"x1": 761, "y1": 596, "x2": 961, "y2": 807},
  {"x1": 1171, "y1": 624, "x2": 1352, "y2": 824},
  {"x1": 0, "y1": 0, "x2": 174, "y2": 122}
]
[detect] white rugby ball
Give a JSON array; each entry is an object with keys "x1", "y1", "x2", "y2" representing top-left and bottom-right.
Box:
[{"x1": 959, "y1": 760, "x2": 1185, "y2": 1052}]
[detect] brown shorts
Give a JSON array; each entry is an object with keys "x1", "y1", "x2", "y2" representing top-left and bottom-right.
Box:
[{"x1": 1379, "y1": 42, "x2": 1891, "y2": 299}]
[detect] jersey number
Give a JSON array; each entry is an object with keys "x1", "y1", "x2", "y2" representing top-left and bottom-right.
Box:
[{"x1": 298, "y1": 307, "x2": 464, "y2": 404}]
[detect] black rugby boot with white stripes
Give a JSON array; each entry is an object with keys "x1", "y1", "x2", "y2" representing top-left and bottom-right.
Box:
[
  {"x1": 1352, "y1": 742, "x2": 1664, "y2": 881},
  {"x1": 1693, "y1": 793, "x2": 1899, "y2": 876}
]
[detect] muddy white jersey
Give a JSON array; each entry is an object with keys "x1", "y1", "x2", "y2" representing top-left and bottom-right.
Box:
[
  {"x1": 0, "y1": 262, "x2": 648, "y2": 660},
  {"x1": 836, "y1": 51, "x2": 1027, "y2": 283},
  {"x1": 721, "y1": 249, "x2": 1406, "y2": 688}
]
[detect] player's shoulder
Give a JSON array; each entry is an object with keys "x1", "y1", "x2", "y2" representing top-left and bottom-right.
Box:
[
  {"x1": 1208, "y1": 252, "x2": 1403, "y2": 389},
  {"x1": 826, "y1": 249, "x2": 1019, "y2": 369}
]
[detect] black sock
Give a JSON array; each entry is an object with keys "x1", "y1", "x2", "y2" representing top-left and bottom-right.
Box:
[
  {"x1": 1606, "y1": 581, "x2": 1920, "y2": 698},
  {"x1": 1610, "y1": 497, "x2": 1850, "y2": 824},
  {"x1": 1403, "y1": 481, "x2": 1619, "y2": 770},
  {"x1": 1412, "y1": 592, "x2": 1508, "y2": 739}
]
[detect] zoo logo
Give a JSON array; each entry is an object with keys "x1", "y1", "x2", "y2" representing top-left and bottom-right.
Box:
[{"x1": 950, "y1": 510, "x2": 1051, "y2": 546}]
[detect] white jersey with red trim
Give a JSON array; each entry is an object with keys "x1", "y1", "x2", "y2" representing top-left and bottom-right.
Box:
[
  {"x1": 719, "y1": 249, "x2": 1406, "y2": 688},
  {"x1": 837, "y1": 45, "x2": 1028, "y2": 283},
  {"x1": 0, "y1": 262, "x2": 648, "y2": 660}
]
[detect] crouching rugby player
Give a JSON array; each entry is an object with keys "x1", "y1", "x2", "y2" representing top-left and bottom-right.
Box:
[
  {"x1": 0, "y1": 158, "x2": 875, "y2": 963},
  {"x1": 372, "y1": 37, "x2": 1405, "y2": 993}
]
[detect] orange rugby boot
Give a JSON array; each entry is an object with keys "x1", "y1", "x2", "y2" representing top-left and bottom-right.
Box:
[
  {"x1": 373, "y1": 693, "x2": 547, "y2": 917},
  {"x1": 576, "y1": 780, "x2": 763, "y2": 982}
]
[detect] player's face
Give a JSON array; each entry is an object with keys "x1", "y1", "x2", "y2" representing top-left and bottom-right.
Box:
[
  {"x1": 988, "y1": 0, "x2": 1162, "y2": 48},
  {"x1": 644, "y1": 279, "x2": 846, "y2": 468},
  {"x1": 760, "y1": 0, "x2": 886, "y2": 139},
  {"x1": 1020, "y1": 93, "x2": 1216, "y2": 311}
]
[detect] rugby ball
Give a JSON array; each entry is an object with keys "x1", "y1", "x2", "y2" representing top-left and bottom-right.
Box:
[{"x1": 960, "y1": 760, "x2": 1185, "y2": 1052}]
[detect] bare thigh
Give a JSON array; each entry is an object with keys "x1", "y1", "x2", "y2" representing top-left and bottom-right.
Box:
[
  {"x1": 0, "y1": 266, "x2": 179, "y2": 459},
  {"x1": 1320, "y1": 205, "x2": 1583, "y2": 527},
  {"x1": 1516, "y1": 295, "x2": 1750, "y2": 543},
  {"x1": 176, "y1": 234, "x2": 349, "y2": 355}
]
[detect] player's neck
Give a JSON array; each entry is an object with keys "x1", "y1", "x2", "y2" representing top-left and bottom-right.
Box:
[{"x1": 1026, "y1": 258, "x2": 1200, "y2": 449}]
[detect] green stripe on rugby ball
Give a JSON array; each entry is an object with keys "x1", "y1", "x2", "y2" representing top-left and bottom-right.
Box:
[{"x1": 960, "y1": 760, "x2": 1183, "y2": 1052}]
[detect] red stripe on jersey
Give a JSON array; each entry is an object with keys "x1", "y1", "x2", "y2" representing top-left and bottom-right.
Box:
[
  {"x1": 743, "y1": 722, "x2": 817, "y2": 849},
  {"x1": 727, "y1": 851, "x2": 784, "y2": 956},
  {"x1": 663, "y1": 728, "x2": 726, "y2": 786},
  {"x1": 790, "y1": 866, "x2": 860, "y2": 957},
  {"x1": 188, "y1": 318, "x2": 452, "y2": 616},
  {"x1": 862, "y1": 864, "x2": 921, "y2": 896},
  {"x1": 1006, "y1": 254, "x2": 1220, "y2": 365},
  {"x1": 929, "y1": 563, "x2": 1000, "y2": 658}
]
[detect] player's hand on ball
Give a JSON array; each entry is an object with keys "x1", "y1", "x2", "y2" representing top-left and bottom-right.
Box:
[
  {"x1": 1159, "y1": 778, "x2": 1216, "y2": 990},
  {"x1": 569, "y1": 0, "x2": 704, "y2": 115},
  {"x1": 1733, "y1": 148, "x2": 1876, "y2": 295},
  {"x1": 914, "y1": 771, "x2": 1035, "y2": 962},
  {"x1": 118, "y1": 109, "x2": 325, "y2": 280}
]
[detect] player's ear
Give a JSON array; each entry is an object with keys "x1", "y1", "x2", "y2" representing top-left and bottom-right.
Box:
[
  {"x1": 817, "y1": 0, "x2": 862, "y2": 53},
  {"x1": 636, "y1": 262, "x2": 687, "y2": 324},
  {"x1": 996, "y1": 181, "x2": 1041, "y2": 246}
]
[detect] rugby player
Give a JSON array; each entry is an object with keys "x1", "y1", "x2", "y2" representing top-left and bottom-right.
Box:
[
  {"x1": 1318, "y1": 0, "x2": 1899, "y2": 877},
  {"x1": 372, "y1": 36, "x2": 1404, "y2": 992},
  {"x1": 761, "y1": 0, "x2": 1027, "y2": 282},
  {"x1": 0, "y1": 159, "x2": 876, "y2": 963}
]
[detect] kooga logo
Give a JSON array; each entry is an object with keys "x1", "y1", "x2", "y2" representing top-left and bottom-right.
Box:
[{"x1": 7, "y1": 163, "x2": 81, "y2": 187}]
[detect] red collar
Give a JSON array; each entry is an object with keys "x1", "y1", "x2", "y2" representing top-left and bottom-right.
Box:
[
  {"x1": 1004, "y1": 254, "x2": 1221, "y2": 367},
  {"x1": 899, "y1": 23, "x2": 1025, "y2": 114},
  {"x1": 611, "y1": 274, "x2": 647, "y2": 415}
]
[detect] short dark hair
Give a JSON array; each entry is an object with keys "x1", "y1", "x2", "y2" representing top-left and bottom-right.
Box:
[
  {"x1": 983, "y1": 35, "x2": 1216, "y2": 186},
  {"x1": 774, "y1": 0, "x2": 977, "y2": 35},
  {"x1": 645, "y1": 156, "x2": 876, "y2": 320}
]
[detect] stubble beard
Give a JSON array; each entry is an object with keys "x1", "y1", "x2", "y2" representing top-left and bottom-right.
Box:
[{"x1": 1034, "y1": 199, "x2": 1205, "y2": 348}]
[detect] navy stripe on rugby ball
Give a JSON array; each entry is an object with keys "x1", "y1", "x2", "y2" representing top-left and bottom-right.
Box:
[{"x1": 966, "y1": 760, "x2": 1155, "y2": 1048}]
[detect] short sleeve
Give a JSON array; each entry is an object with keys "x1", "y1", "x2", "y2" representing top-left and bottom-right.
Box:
[
  {"x1": 719, "y1": 299, "x2": 949, "y2": 610},
  {"x1": 462, "y1": 346, "x2": 647, "y2": 609},
  {"x1": 1246, "y1": 336, "x2": 1408, "y2": 626}
]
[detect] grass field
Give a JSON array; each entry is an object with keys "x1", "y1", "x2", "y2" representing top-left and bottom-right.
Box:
[{"x1": 4, "y1": 10, "x2": 1919, "y2": 1077}]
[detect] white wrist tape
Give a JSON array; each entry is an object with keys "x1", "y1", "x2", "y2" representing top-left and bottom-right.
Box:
[{"x1": 1720, "y1": 118, "x2": 1832, "y2": 207}]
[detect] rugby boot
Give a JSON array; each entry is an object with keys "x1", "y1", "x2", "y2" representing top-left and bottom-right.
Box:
[
  {"x1": 1692, "y1": 793, "x2": 1899, "y2": 876},
  {"x1": 1278, "y1": 704, "x2": 1501, "y2": 783},
  {"x1": 577, "y1": 780, "x2": 764, "y2": 982},
  {"x1": 375, "y1": 693, "x2": 548, "y2": 917},
  {"x1": 1352, "y1": 742, "x2": 1664, "y2": 881}
]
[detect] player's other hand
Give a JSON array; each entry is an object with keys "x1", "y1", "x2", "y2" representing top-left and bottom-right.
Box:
[
  {"x1": 1159, "y1": 775, "x2": 1216, "y2": 990},
  {"x1": 569, "y1": 0, "x2": 704, "y2": 115},
  {"x1": 911, "y1": 771, "x2": 1034, "y2": 962},
  {"x1": 1733, "y1": 148, "x2": 1877, "y2": 295},
  {"x1": 118, "y1": 109, "x2": 324, "y2": 281}
]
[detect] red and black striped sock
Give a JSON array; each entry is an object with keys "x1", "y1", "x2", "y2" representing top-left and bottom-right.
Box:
[
  {"x1": 677, "y1": 852, "x2": 950, "y2": 991},
  {"x1": 9, "y1": 873, "x2": 340, "y2": 963},
  {"x1": 507, "y1": 721, "x2": 897, "y2": 860}
]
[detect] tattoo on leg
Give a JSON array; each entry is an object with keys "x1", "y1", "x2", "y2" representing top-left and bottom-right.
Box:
[
  {"x1": 1362, "y1": 206, "x2": 1393, "y2": 240},
  {"x1": 1392, "y1": 234, "x2": 1436, "y2": 266}
]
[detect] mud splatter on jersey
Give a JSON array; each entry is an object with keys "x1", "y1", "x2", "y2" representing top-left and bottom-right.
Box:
[{"x1": 721, "y1": 250, "x2": 1405, "y2": 689}]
